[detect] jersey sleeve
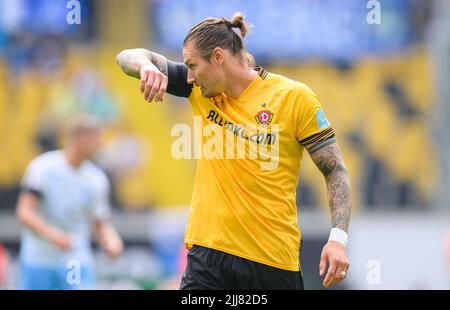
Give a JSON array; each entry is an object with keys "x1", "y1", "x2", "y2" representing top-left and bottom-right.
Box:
[
  {"x1": 21, "y1": 159, "x2": 47, "y2": 198},
  {"x1": 296, "y1": 87, "x2": 334, "y2": 146}
]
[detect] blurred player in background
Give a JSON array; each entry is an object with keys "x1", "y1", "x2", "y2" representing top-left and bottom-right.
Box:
[
  {"x1": 16, "y1": 115, "x2": 123, "y2": 290},
  {"x1": 117, "y1": 12, "x2": 351, "y2": 289}
]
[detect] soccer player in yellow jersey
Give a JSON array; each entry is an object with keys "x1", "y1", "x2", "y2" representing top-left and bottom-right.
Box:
[{"x1": 117, "y1": 12, "x2": 351, "y2": 289}]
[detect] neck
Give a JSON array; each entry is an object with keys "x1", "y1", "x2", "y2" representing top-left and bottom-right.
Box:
[
  {"x1": 223, "y1": 65, "x2": 257, "y2": 99},
  {"x1": 64, "y1": 147, "x2": 84, "y2": 168}
]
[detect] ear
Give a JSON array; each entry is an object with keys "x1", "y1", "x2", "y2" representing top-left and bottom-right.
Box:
[{"x1": 212, "y1": 47, "x2": 225, "y2": 65}]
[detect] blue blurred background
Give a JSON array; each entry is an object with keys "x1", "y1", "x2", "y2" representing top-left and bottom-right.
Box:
[{"x1": 0, "y1": 0, "x2": 449, "y2": 289}]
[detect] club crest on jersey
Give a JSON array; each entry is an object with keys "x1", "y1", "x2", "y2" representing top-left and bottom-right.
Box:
[{"x1": 255, "y1": 110, "x2": 273, "y2": 127}]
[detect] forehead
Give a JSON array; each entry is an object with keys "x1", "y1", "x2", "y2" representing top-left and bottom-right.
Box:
[
  {"x1": 182, "y1": 42, "x2": 202, "y2": 63},
  {"x1": 74, "y1": 127, "x2": 101, "y2": 138}
]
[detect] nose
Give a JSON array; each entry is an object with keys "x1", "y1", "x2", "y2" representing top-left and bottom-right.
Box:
[{"x1": 187, "y1": 70, "x2": 195, "y2": 85}]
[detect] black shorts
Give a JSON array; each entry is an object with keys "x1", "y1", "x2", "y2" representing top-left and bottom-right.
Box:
[{"x1": 180, "y1": 245, "x2": 304, "y2": 290}]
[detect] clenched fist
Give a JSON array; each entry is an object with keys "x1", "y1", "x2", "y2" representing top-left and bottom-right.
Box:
[{"x1": 140, "y1": 63, "x2": 168, "y2": 102}]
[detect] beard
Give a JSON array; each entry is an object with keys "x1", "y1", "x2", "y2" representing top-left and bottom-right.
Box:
[{"x1": 201, "y1": 86, "x2": 219, "y2": 98}]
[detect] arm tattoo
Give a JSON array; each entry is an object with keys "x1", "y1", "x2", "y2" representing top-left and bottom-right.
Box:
[
  {"x1": 308, "y1": 136, "x2": 337, "y2": 155},
  {"x1": 149, "y1": 51, "x2": 168, "y2": 76},
  {"x1": 116, "y1": 48, "x2": 168, "y2": 79},
  {"x1": 306, "y1": 138, "x2": 352, "y2": 232}
]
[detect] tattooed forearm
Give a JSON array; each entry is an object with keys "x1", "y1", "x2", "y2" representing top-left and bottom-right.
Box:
[
  {"x1": 307, "y1": 139, "x2": 352, "y2": 232},
  {"x1": 116, "y1": 48, "x2": 150, "y2": 78},
  {"x1": 149, "y1": 51, "x2": 168, "y2": 76},
  {"x1": 308, "y1": 137, "x2": 337, "y2": 155},
  {"x1": 326, "y1": 161, "x2": 351, "y2": 232},
  {"x1": 116, "y1": 48, "x2": 168, "y2": 79}
]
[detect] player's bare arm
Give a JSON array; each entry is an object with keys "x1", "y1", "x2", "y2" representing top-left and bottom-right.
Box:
[
  {"x1": 94, "y1": 220, "x2": 123, "y2": 258},
  {"x1": 308, "y1": 138, "x2": 351, "y2": 231},
  {"x1": 116, "y1": 48, "x2": 192, "y2": 101},
  {"x1": 116, "y1": 48, "x2": 168, "y2": 78},
  {"x1": 16, "y1": 192, "x2": 73, "y2": 251},
  {"x1": 116, "y1": 48, "x2": 169, "y2": 102},
  {"x1": 305, "y1": 135, "x2": 351, "y2": 288}
]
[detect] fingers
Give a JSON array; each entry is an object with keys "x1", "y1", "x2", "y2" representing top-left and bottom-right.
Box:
[
  {"x1": 147, "y1": 75, "x2": 162, "y2": 102},
  {"x1": 320, "y1": 242, "x2": 350, "y2": 288},
  {"x1": 62, "y1": 242, "x2": 73, "y2": 251},
  {"x1": 49, "y1": 230, "x2": 73, "y2": 251},
  {"x1": 61, "y1": 236, "x2": 73, "y2": 251},
  {"x1": 334, "y1": 266, "x2": 347, "y2": 283},
  {"x1": 140, "y1": 70, "x2": 149, "y2": 93},
  {"x1": 140, "y1": 69, "x2": 167, "y2": 102},
  {"x1": 323, "y1": 257, "x2": 350, "y2": 288},
  {"x1": 143, "y1": 73, "x2": 155, "y2": 101},
  {"x1": 323, "y1": 260, "x2": 337, "y2": 288},
  {"x1": 319, "y1": 250, "x2": 327, "y2": 277},
  {"x1": 107, "y1": 241, "x2": 123, "y2": 258},
  {"x1": 156, "y1": 75, "x2": 168, "y2": 102},
  {"x1": 105, "y1": 237, "x2": 123, "y2": 258},
  {"x1": 336, "y1": 259, "x2": 350, "y2": 281},
  {"x1": 57, "y1": 236, "x2": 73, "y2": 251}
]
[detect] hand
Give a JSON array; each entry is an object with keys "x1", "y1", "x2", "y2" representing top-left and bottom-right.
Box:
[
  {"x1": 102, "y1": 235, "x2": 123, "y2": 258},
  {"x1": 140, "y1": 63, "x2": 168, "y2": 102},
  {"x1": 319, "y1": 241, "x2": 350, "y2": 288},
  {"x1": 48, "y1": 229, "x2": 73, "y2": 252}
]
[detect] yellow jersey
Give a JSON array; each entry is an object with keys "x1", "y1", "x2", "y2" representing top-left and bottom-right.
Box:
[{"x1": 184, "y1": 67, "x2": 334, "y2": 271}]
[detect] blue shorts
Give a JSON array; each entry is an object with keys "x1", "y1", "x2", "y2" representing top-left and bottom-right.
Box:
[{"x1": 20, "y1": 262, "x2": 96, "y2": 290}]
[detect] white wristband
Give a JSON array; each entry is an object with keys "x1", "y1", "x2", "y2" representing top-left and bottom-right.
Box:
[{"x1": 328, "y1": 228, "x2": 348, "y2": 247}]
